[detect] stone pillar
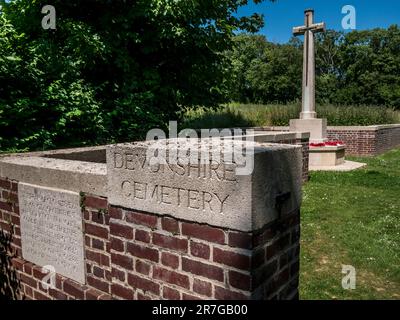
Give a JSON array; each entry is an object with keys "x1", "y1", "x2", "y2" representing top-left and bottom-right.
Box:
[
  {"x1": 106, "y1": 139, "x2": 303, "y2": 300},
  {"x1": 301, "y1": 9, "x2": 317, "y2": 120}
]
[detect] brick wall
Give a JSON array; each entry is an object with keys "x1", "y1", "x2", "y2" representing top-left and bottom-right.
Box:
[
  {"x1": 0, "y1": 180, "x2": 112, "y2": 300},
  {"x1": 260, "y1": 125, "x2": 400, "y2": 157},
  {"x1": 327, "y1": 127, "x2": 400, "y2": 156},
  {"x1": 0, "y1": 177, "x2": 300, "y2": 300}
]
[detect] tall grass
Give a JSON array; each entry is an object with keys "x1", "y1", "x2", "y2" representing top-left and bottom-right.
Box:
[{"x1": 182, "y1": 103, "x2": 400, "y2": 129}]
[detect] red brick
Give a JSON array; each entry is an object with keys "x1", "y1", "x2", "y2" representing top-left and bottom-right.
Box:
[
  {"x1": 24, "y1": 285, "x2": 33, "y2": 298},
  {"x1": 153, "y1": 233, "x2": 188, "y2": 252},
  {"x1": 128, "y1": 273, "x2": 160, "y2": 295},
  {"x1": 190, "y1": 241, "x2": 210, "y2": 259},
  {"x1": 110, "y1": 237, "x2": 124, "y2": 252},
  {"x1": 161, "y1": 217, "x2": 179, "y2": 234},
  {"x1": 112, "y1": 267, "x2": 126, "y2": 282},
  {"x1": 182, "y1": 223, "x2": 225, "y2": 244},
  {"x1": 85, "y1": 222, "x2": 108, "y2": 239},
  {"x1": 229, "y1": 270, "x2": 251, "y2": 291},
  {"x1": 161, "y1": 252, "x2": 179, "y2": 269},
  {"x1": 12, "y1": 257, "x2": 24, "y2": 271},
  {"x1": 63, "y1": 279, "x2": 86, "y2": 299},
  {"x1": 100, "y1": 253, "x2": 110, "y2": 267},
  {"x1": 33, "y1": 290, "x2": 50, "y2": 300},
  {"x1": 20, "y1": 273, "x2": 37, "y2": 289},
  {"x1": 135, "y1": 260, "x2": 151, "y2": 276},
  {"x1": 24, "y1": 262, "x2": 33, "y2": 275},
  {"x1": 99, "y1": 293, "x2": 112, "y2": 300},
  {"x1": 14, "y1": 226, "x2": 21, "y2": 236},
  {"x1": 252, "y1": 248, "x2": 265, "y2": 269},
  {"x1": 276, "y1": 232, "x2": 291, "y2": 251},
  {"x1": 135, "y1": 229, "x2": 150, "y2": 243},
  {"x1": 153, "y1": 266, "x2": 190, "y2": 289},
  {"x1": 84, "y1": 195, "x2": 107, "y2": 209},
  {"x1": 11, "y1": 236, "x2": 21, "y2": 248},
  {"x1": 49, "y1": 288, "x2": 68, "y2": 300},
  {"x1": 137, "y1": 293, "x2": 151, "y2": 300},
  {"x1": 7, "y1": 192, "x2": 18, "y2": 204},
  {"x1": 87, "y1": 275, "x2": 109, "y2": 293},
  {"x1": 253, "y1": 228, "x2": 277, "y2": 247},
  {"x1": 112, "y1": 283, "x2": 134, "y2": 300},
  {"x1": 163, "y1": 286, "x2": 180, "y2": 300},
  {"x1": 32, "y1": 266, "x2": 48, "y2": 280},
  {"x1": 85, "y1": 288, "x2": 103, "y2": 300},
  {"x1": 110, "y1": 222, "x2": 133, "y2": 239},
  {"x1": 0, "y1": 178, "x2": 11, "y2": 190},
  {"x1": 0, "y1": 200, "x2": 12, "y2": 212},
  {"x1": 214, "y1": 286, "x2": 249, "y2": 300},
  {"x1": 126, "y1": 211, "x2": 157, "y2": 228},
  {"x1": 0, "y1": 221, "x2": 11, "y2": 234},
  {"x1": 213, "y1": 248, "x2": 250, "y2": 270},
  {"x1": 93, "y1": 265, "x2": 105, "y2": 278},
  {"x1": 11, "y1": 182, "x2": 18, "y2": 192},
  {"x1": 253, "y1": 260, "x2": 278, "y2": 287},
  {"x1": 193, "y1": 279, "x2": 212, "y2": 297},
  {"x1": 91, "y1": 211, "x2": 105, "y2": 224},
  {"x1": 86, "y1": 249, "x2": 101, "y2": 264},
  {"x1": 266, "y1": 242, "x2": 278, "y2": 259},
  {"x1": 12, "y1": 205, "x2": 19, "y2": 215},
  {"x1": 55, "y1": 274, "x2": 64, "y2": 290},
  {"x1": 111, "y1": 252, "x2": 133, "y2": 270},
  {"x1": 109, "y1": 206, "x2": 123, "y2": 219},
  {"x1": 182, "y1": 257, "x2": 223, "y2": 282},
  {"x1": 228, "y1": 232, "x2": 252, "y2": 249},
  {"x1": 126, "y1": 243, "x2": 159, "y2": 262},
  {"x1": 92, "y1": 238, "x2": 104, "y2": 250},
  {"x1": 85, "y1": 235, "x2": 91, "y2": 246}
]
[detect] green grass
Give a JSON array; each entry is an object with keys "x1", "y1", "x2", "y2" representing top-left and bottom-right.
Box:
[
  {"x1": 182, "y1": 103, "x2": 400, "y2": 129},
  {"x1": 300, "y1": 148, "x2": 400, "y2": 299}
]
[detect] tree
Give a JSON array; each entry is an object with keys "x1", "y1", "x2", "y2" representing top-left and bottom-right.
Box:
[
  {"x1": 0, "y1": 0, "x2": 272, "y2": 151},
  {"x1": 228, "y1": 26, "x2": 400, "y2": 109},
  {"x1": 228, "y1": 34, "x2": 302, "y2": 104}
]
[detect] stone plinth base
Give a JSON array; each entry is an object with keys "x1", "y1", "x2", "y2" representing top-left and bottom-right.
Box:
[
  {"x1": 309, "y1": 160, "x2": 367, "y2": 172},
  {"x1": 290, "y1": 118, "x2": 327, "y2": 143},
  {"x1": 309, "y1": 145, "x2": 345, "y2": 167}
]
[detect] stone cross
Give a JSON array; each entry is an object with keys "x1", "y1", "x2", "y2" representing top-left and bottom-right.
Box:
[{"x1": 293, "y1": 9, "x2": 325, "y2": 119}]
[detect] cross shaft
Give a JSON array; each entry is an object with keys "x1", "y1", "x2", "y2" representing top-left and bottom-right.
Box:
[{"x1": 292, "y1": 9, "x2": 326, "y2": 120}]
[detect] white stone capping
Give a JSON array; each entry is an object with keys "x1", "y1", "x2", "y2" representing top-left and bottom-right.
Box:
[
  {"x1": 0, "y1": 156, "x2": 107, "y2": 196},
  {"x1": 106, "y1": 140, "x2": 302, "y2": 232}
]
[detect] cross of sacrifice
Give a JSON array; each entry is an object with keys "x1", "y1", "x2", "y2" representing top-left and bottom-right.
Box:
[{"x1": 293, "y1": 9, "x2": 326, "y2": 120}]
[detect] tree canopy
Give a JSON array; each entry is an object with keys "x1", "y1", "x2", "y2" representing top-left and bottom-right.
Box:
[
  {"x1": 0, "y1": 0, "x2": 270, "y2": 151},
  {"x1": 228, "y1": 26, "x2": 400, "y2": 108}
]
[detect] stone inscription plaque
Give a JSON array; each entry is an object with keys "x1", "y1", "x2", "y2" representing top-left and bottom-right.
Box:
[{"x1": 18, "y1": 183, "x2": 85, "y2": 284}]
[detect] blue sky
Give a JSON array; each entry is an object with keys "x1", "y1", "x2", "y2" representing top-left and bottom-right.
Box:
[{"x1": 237, "y1": 0, "x2": 400, "y2": 43}]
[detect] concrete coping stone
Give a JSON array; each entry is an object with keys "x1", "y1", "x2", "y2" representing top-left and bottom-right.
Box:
[
  {"x1": 327, "y1": 124, "x2": 400, "y2": 131},
  {"x1": 106, "y1": 139, "x2": 303, "y2": 232},
  {"x1": 0, "y1": 156, "x2": 107, "y2": 196},
  {"x1": 309, "y1": 145, "x2": 346, "y2": 152}
]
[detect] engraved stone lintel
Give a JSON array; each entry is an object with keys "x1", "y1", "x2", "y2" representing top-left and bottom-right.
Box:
[{"x1": 107, "y1": 139, "x2": 303, "y2": 232}]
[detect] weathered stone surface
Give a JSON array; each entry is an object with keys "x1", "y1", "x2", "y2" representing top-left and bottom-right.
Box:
[
  {"x1": 18, "y1": 183, "x2": 85, "y2": 284},
  {"x1": 309, "y1": 145, "x2": 345, "y2": 166},
  {"x1": 290, "y1": 118, "x2": 327, "y2": 143},
  {"x1": 0, "y1": 156, "x2": 106, "y2": 196},
  {"x1": 107, "y1": 139, "x2": 302, "y2": 232}
]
